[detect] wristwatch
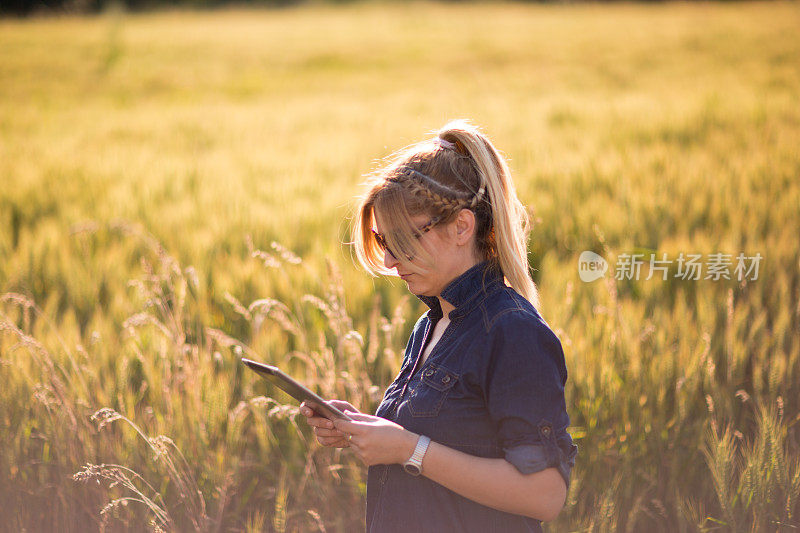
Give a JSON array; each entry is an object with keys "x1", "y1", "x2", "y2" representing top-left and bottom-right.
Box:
[{"x1": 403, "y1": 435, "x2": 431, "y2": 476}]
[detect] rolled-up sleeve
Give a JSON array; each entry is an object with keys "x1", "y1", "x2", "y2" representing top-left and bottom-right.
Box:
[{"x1": 485, "y1": 311, "x2": 578, "y2": 488}]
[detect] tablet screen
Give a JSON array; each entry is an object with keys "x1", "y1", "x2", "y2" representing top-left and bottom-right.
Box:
[{"x1": 242, "y1": 358, "x2": 353, "y2": 421}]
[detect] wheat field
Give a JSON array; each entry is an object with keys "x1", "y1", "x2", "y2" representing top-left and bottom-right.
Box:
[{"x1": 1, "y1": 2, "x2": 799, "y2": 531}]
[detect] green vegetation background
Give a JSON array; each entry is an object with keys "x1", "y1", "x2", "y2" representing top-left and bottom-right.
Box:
[{"x1": 1, "y1": 2, "x2": 799, "y2": 531}]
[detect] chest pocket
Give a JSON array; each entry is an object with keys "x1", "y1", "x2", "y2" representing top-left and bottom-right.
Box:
[{"x1": 407, "y1": 363, "x2": 459, "y2": 418}]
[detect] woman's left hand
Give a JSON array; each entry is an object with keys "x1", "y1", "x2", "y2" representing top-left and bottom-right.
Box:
[{"x1": 333, "y1": 413, "x2": 418, "y2": 466}]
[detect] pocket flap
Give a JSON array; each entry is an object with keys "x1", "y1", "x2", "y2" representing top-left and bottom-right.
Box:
[{"x1": 419, "y1": 363, "x2": 459, "y2": 392}]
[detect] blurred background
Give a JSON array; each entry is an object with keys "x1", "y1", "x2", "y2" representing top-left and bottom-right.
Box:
[{"x1": 1, "y1": 1, "x2": 798, "y2": 531}]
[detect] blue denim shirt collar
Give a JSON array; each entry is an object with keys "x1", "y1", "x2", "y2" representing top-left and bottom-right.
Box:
[{"x1": 415, "y1": 260, "x2": 504, "y2": 320}]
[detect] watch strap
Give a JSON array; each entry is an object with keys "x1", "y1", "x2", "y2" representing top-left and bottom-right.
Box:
[{"x1": 403, "y1": 435, "x2": 431, "y2": 476}]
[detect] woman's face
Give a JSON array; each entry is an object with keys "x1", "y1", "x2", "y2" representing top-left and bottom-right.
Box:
[{"x1": 375, "y1": 210, "x2": 477, "y2": 297}]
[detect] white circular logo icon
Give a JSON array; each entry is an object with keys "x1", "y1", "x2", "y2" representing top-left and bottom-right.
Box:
[{"x1": 578, "y1": 251, "x2": 608, "y2": 282}]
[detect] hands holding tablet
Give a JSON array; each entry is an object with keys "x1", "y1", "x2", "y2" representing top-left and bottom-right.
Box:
[
  {"x1": 300, "y1": 400, "x2": 360, "y2": 448},
  {"x1": 301, "y1": 401, "x2": 419, "y2": 467},
  {"x1": 241, "y1": 358, "x2": 418, "y2": 466}
]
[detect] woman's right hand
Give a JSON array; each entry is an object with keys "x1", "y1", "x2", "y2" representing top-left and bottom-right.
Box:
[{"x1": 300, "y1": 400, "x2": 361, "y2": 448}]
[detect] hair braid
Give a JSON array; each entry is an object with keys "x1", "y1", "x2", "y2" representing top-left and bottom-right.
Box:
[{"x1": 388, "y1": 170, "x2": 471, "y2": 215}]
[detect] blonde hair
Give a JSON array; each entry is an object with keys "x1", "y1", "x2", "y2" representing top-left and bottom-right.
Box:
[{"x1": 353, "y1": 120, "x2": 540, "y2": 309}]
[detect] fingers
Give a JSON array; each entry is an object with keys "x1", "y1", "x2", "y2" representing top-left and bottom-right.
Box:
[
  {"x1": 305, "y1": 414, "x2": 335, "y2": 430},
  {"x1": 300, "y1": 404, "x2": 336, "y2": 428},
  {"x1": 333, "y1": 419, "x2": 360, "y2": 434},
  {"x1": 318, "y1": 435, "x2": 349, "y2": 448},
  {"x1": 314, "y1": 426, "x2": 345, "y2": 439},
  {"x1": 300, "y1": 401, "x2": 373, "y2": 453},
  {"x1": 314, "y1": 424, "x2": 349, "y2": 448},
  {"x1": 301, "y1": 401, "x2": 362, "y2": 423},
  {"x1": 341, "y1": 412, "x2": 373, "y2": 422},
  {"x1": 333, "y1": 429, "x2": 366, "y2": 463},
  {"x1": 333, "y1": 414, "x2": 376, "y2": 434},
  {"x1": 299, "y1": 402, "x2": 313, "y2": 418},
  {"x1": 306, "y1": 417, "x2": 345, "y2": 440},
  {"x1": 300, "y1": 402, "x2": 349, "y2": 447},
  {"x1": 300, "y1": 402, "x2": 325, "y2": 420},
  {"x1": 312, "y1": 426, "x2": 366, "y2": 462},
  {"x1": 328, "y1": 400, "x2": 360, "y2": 414}
]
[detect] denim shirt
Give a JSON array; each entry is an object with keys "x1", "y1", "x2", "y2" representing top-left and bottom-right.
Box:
[{"x1": 366, "y1": 261, "x2": 577, "y2": 533}]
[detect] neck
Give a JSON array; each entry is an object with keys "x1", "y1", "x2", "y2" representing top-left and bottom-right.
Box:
[
  {"x1": 436, "y1": 255, "x2": 482, "y2": 319},
  {"x1": 438, "y1": 297, "x2": 455, "y2": 319}
]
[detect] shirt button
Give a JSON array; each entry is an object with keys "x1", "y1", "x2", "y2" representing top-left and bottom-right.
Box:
[
  {"x1": 442, "y1": 375, "x2": 451, "y2": 384},
  {"x1": 542, "y1": 426, "x2": 552, "y2": 437},
  {"x1": 424, "y1": 369, "x2": 434, "y2": 377}
]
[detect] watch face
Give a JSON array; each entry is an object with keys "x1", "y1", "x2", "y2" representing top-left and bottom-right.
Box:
[{"x1": 403, "y1": 463, "x2": 422, "y2": 476}]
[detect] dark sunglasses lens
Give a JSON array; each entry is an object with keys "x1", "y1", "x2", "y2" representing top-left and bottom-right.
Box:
[{"x1": 373, "y1": 231, "x2": 396, "y2": 258}]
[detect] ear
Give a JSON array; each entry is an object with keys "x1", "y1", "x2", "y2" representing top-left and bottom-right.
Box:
[{"x1": 453, "y1": 209, "x2": 476, "y2": 246}]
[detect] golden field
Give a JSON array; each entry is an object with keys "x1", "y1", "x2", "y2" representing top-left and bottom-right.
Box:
[{"x1": 1, "y1": 2, "x2": 799, "y2": 530}]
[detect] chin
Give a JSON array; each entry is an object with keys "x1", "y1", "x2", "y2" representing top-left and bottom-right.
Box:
[
  {"x1": 404, "y1": 279, "x2": 427, "y2": 295},
  {"x1": 415, "y1": 287, "x2": 437, "y2": 297}
]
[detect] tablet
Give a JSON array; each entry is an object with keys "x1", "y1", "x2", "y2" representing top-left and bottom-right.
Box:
[{"x1": 241, "y1": 358, "x2": 353, "y2": 421}]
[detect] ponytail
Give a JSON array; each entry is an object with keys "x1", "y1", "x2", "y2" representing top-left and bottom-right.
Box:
[{"x1": 438, "y1": 121, "x2": 540, "y2": 309}]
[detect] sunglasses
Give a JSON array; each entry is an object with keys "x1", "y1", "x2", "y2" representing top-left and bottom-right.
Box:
[{"x1": 371, "y1": 216, "x2": 441, "y2": 260}]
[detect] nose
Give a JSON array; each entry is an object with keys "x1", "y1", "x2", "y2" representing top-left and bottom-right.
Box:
[{"x1": 383, "y1": 249, "x2": 399, "y2": 270}]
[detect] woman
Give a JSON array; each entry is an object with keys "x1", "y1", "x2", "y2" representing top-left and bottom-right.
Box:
[{"x1": 301, "y1": 120, "x2": 576, "y2": 532}]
